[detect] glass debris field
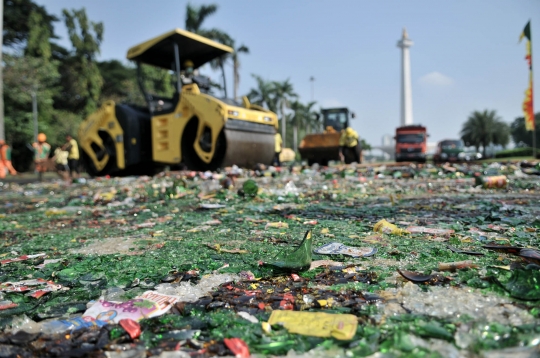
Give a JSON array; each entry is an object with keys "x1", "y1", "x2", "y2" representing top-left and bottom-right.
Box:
[{"x1": 0, "y1": 162, "x2": 539, "y2": 357}]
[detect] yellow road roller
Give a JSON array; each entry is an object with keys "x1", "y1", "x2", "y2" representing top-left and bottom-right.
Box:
[{"x1": 79, "y1": 29, "x2": 279, "y2": 175}]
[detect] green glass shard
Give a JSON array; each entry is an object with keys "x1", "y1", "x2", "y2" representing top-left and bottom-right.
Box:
[
  {"x1": 243, "y1": 179, "x2": 259, "y2": 197},
  {"x1": 265, "y1": 230, "x2": 312, "y2": 271},
  {"x1": 498, "y1": 268, "x2": 540, "y2": 301}
]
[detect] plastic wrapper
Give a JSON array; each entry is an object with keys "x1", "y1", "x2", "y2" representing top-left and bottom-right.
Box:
[
  {"x1": 119, "y1": 318, "x2": 141, "y2": 339},
  {"x1": 1, "y1": 253, "x2": 46, "y2": 265},
  {"x1": 0, "y1": 301, "x2": 18, "y2": 310},
  {"x1": 41, "y1": 317, "x2": 108, "y2": 334},
  {"x1": 0, "y1": 278, "x2": 65, "y2": 297},
  {"x1": 267, "y1": 311, "x2": 358, "y2": 340},
  {"x1": 373, "y1": 219, "x2": 407, "y2": 235},
  {"x1": 407, "y1": 226, "x2": 455, "y2": 235},
  {"x1": 83, "y1": 291, "x2": 179, "y2": 324},
  {"x1": 224, "y1": 338, "x2": 250, "y2": 358},
  {"x1": 314, "y1": 242, "x2": 376, "y2": 257},
  {"x1": 154, "y1": 274, "x2": 238, "y2": 302}
]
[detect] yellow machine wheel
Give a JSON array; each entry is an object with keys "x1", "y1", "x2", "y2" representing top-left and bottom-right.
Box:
[
  {"x1": 81, "y1": 132, "x2": 118, "y2": 177},
  {"x1": 181, "y1": 118, "x2": 227, "y2": 171}
]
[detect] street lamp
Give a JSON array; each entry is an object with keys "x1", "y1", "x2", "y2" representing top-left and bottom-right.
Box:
[
  {"x1": 309, "y1": 76, "x2": 315, "y2": 102},
  {"x1": 31, "y1": 86, "x2": 38, "y2": 143}
]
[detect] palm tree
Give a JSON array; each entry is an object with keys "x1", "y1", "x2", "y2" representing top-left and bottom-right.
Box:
[
  {"x1": 272, "y1": 79, "x2": 297, "y2": 147},
  {"x1": 303, "y1": 101, "x2": 318, "y2": 134},
  {"x1": 289, "y1": 100, "x2": 317, "y2": 152},
  {"x1": 289, "y1": 100, "x2": 305, "y2": 152},
  {"x1": 185, "y1": 3, "x2": 218, "y2": 33},
  {"x1": 203, "y1": 30, "x2": 233, "y2": 98},
  {"x1": 232, "y1": 44, "x2": 249, "y2": 100},
  {"x1": 460, "y1": 110, "x2": 510, "y2": 158},
  {"x1": 184, "y1": 3, "x2": 233, "y2": 98},
  {"x1": 246, "y1": 74, "x2": 277, "y2": 112}
]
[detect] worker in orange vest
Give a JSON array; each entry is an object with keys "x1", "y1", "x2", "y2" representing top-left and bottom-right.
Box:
[
  {"x1": 0, "y1": 140, "x2": 5, "y2": 179},
  {"x1": 0, "y1": 139, "x2": 17, "y2": 178},
  {"x1": 33, "y1": 133, "x2": 51, "y2": 182}
]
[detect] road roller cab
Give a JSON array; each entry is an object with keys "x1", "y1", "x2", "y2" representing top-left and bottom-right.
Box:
[{"x1": 79, "y1": 29, "x2": 279, "y2": 176}]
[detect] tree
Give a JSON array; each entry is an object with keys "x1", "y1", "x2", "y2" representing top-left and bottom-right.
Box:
[
  {"x1": 62, "y1": 8, "x2": 104, "y2": 116},
  {"x1": 3, "y1": 54, "x2": 61, "y2": 170},
  {"x1": 290, "y1": 100, "x2": 316, "y2": 152},
  {"x1": 204, "y1": 30, "x2": 234, "y2": 98},
  {"x1": 3, "y1": 0, "x2": 58, "y2": 49},
  {"x1": 98, "y1": 60, "x2": 144, "y2": 105},
  {"x1": 246, "y1": 75, "x2": 278, "y2": 113},
  {"x1": 232, "y1": 44, "x2": 249, "y2": 100},
  {"x1": 185, "y1": 3, "x2": 218, "y2": 33},
  {"x1": 183, "y1": 3, "x2": 235, "y2": 98},
  {"x1": 26, "y1": 10, "x2": 52, "y2": 59},
  {"x1": 460, "y1": 110, "x2": 510, "y2": 158},
  {"x1": 361, "y1": 139, "x2": 372, "y2": 151},
  {"x1": 272, "y1": 79, "x2": 297, "y2": 147},
  {"x1": 510, "y1": 114, "x2": 540, "y2": 148}
]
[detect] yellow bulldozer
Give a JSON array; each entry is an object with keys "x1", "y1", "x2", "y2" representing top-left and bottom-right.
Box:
[
  {"x1": 298, "y1": 107, "x2": 359, "y2": 165},
  {"x1": 79, "y1": 29, "x2": 279, "y2": 176}
]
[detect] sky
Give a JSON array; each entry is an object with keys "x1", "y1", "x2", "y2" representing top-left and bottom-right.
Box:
[{"x1": 35, "y1": 0, "x2": 540, "y2": 147}]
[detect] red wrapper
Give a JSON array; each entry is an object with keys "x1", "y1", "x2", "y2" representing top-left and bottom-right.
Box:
[
  {"x1": 0, "y1": 303, "x2": 18, "y2": 310},
  {"x1": 224, "y1": 338, "x2": 250, "y2": 358},
  {"x1": 119, "y1": 318, "x2": 141, "y2": 339}
]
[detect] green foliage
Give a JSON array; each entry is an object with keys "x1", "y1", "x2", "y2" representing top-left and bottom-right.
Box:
[
  {"x1": 185, "y1": 3, "x2": 218, "y2": 32},
  {"x1": 247, "y1": 75, "x2": 279, "y2": 113},
  {"x1": 26, "y1": 10, "x2": 52, "y2": 59},
  {"x1": 98, "y1": 60, "x2": 145, "y2": 105},
  {"x1": 510, "y1": 114, "x2": 540, "y2": 148},
  {"x1": 233, "y1": 44, "x2": 249, "y2": 100},
  {"x1": 361, "y1": 139, "x2": 372, "y2": 151},
  {"x1": 289, "y1": 100, "x2": 318, "y2": 151},
  {"x1": 140, "y1": 64, "x2": 175, "y2": 100},
  {"x1": 3, "y1": 2, "x2": 108, "y2": 171},
  {"x1": 460, "y1": 110, "x2": 511, "y2": 157},
  {"x1": 494, "y1": 147, "x2": 534, "y2": 158},
  {"x1": 62, "y1": 8, "x2": 104, "y2": 116},
  {"x1": 247, "y1": 76, "x2": 329, "y2": 150},
  {"x1": 3, "y1": 0, "x2": 58, "y2": 49},
  {"x1": 3, "y1": 54, "x2": 61, "y2": 170}
]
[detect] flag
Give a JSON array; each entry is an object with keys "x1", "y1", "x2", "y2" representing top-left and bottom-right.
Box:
[{"x1": 520, "y1": 21, "x2": 534, "y2": 131}]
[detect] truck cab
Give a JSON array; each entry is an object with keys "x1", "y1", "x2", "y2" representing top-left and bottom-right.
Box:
[
  {"x1": 433, "y1": 139, "x2": 466, "y2": 163},
  {"x1": 395, "y1": 125, "x2": 427, "y2": 163}
]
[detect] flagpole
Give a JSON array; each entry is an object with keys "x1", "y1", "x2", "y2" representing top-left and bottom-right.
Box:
[
  {"x1": 533, "y1": 123, "x2": 537, "y2": 158},
  {"x1": 532, "y1": 21, "x2": 536, "y2": 159}
]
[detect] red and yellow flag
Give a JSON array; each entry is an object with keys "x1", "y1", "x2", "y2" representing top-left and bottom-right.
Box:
[{"x1": 520, "y1": 21, "x2": 534, "y2": 131}]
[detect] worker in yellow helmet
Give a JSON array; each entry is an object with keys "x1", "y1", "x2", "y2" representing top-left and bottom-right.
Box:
[
  {"x1": 181, "y1": 59, "x2": 195, "y2": 85},
  {"x1": 339, "y1": 127, "x2": 361, "y2": 164},
  {"x1": 273, "y1": 131, "x2": 283, "y2": 167},
  {"x1": 33, "y1": 133, "x2": 51, "y2": 182}
]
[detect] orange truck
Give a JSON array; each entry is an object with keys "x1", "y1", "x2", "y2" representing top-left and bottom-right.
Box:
[{"x1": 394, "y1": 125, "x2": 427, "y2": 163}]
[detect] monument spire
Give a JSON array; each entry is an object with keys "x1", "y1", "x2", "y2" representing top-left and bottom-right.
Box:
[{"x1": 397, "y1": 28, "x2": 414, "y2": 126}]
